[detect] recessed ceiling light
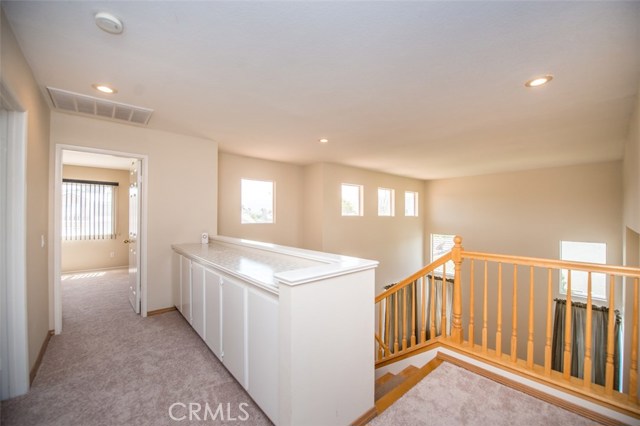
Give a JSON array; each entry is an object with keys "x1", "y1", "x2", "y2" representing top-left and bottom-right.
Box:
[
  {"x1": 95, "y1": 12, "x2": 124, "y2": 35},
  {"x1": 525, "y1": 75, "x2": 553, "y2": 88},
  {"x1": 92, "y1": 84, "x2": 117, "y2": 94},
  {"x1": 319, "y1": 138, "x2": 329, "y2": 144}
]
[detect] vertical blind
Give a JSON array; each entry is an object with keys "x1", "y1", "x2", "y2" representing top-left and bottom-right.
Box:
[{"x1": 62, "y1": 179, "x2": 118, "y2": 240}]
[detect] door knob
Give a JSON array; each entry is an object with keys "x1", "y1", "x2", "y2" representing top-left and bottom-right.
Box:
[{"x1": 124, "y1": 239, "x2": 130, "y2": 244}]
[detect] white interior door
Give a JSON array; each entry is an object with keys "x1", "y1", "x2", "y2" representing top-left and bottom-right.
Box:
[{"x1": 127, "y1": 159, "x2": 141, "y2": 313}]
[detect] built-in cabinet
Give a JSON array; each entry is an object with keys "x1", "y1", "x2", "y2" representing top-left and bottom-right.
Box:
[
  {"x1": 204, "y1": 268, "x2": 222, "y2": 358},
  {"x1": 247, "y1": 288, "x2": 279, "y2": 421},
  {"x1": 180, "y1": 255, "x2": 191, "y2": 321},
  {"x1": 173, "y1": 250, "x2": 278, "y2": 423},
  {"x1": 221, "y1": 276, "x2": 247, "y2": 388},
  {"x1": 173, "y1": 237, "x2": 377, "y2": 426},
  {"x1": 191, "y1": 262, "x2": 205, "y2": 338}
]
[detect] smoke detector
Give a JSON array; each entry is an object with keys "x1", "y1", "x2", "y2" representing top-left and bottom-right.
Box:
[{"x1": 95, "y1": 12, "x2": 123, "y2": 35}]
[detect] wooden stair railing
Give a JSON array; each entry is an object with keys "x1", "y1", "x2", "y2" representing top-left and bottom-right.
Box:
[{"x1": 374, "y1": 236, "x2": 640, "y2": 418}]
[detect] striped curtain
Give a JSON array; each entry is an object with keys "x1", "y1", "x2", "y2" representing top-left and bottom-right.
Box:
[{"x1": 62, "y1": 179, "x2": 118, "y2": 240}]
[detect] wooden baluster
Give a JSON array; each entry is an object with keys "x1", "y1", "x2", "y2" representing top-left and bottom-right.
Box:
[
  {"x1": 421, "y1": 276, "x2": 427, "y2": 343},
  {"x1": 402, "y1": 287, "x2": 407, "y2": 350},
  {"x1": 511, "y1": 265, "x2": 518, "y2": 363},
  {"x1": 545, "y1": 268, "x2": 552, "y2": 376},
  {"x1": 527, "y1": 266, "x2": 534, "y2": 370},
  {"x1": 630, "y1": 277, "x2": 638, "y2": 402},
  {"x1": 378, "y1": 302, "x2": 383, "y2": 360},
  {"x1": 482, "y1": 261, "x2": 488, "y2": 354},
  {"x1": 411, "y1": 282, "x2": 416, "y2": 347},
  {"x1": 442, "y1": 263, "x2": 447, "y2": 337},
  {"x1": 469, "y1": 260, "x2": 475, "y2": 349},
  {"x1": 384, "y1": 297, "x2": 390, "y2": 356},
  {"x1": 451, "y1": 236, "x2": 464, "y2": 344},
  {"x1": 605, "y1": 275, "x2": 615, "y2": 394},
  {"x1": 497, "y1": 262, "x2": 503, "y2": 359},
  {"x1": 394, "y1": 293, "x2": 399, "y2": 353},
  {"x1": 430, "y1": 274, "x2": 436, "y2": 339},
  {"x1": 563, "y1": 270, "x2": 572, "y2": 380},
  {"x1": 584, "y1": 272, "x2": 593, "y2": 389}
]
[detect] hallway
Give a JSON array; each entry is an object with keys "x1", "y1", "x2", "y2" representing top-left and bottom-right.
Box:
[{"x1": 1, "y1": 269, "x2": 272, "y2": 425}]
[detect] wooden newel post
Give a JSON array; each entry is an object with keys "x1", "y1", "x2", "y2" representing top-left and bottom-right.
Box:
[{"x1": 451, "y1": 236, "x2": 464, "y2": 344}]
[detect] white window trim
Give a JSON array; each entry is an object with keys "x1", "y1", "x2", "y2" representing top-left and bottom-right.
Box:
[
  {"x1": 341, "y1": 183, "x2": 364, "y2": 217},
  {"x1": 377, "y1": 187, "x2": 395, "y2": 217}
]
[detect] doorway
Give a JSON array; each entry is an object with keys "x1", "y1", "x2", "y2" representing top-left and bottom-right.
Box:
[
  {"x1": 52, "y1": 145, "x2": 148, "y2": 334},
  {"x1": 0, "y1": 84, "x2": 29, "y2": 399}
]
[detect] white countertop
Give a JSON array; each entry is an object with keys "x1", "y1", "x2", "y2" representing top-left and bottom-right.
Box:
[{"x1": 172, "y1": 236, "x2": 378, "y2": 293}]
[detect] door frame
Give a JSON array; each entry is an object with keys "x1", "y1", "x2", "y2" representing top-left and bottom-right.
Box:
[
  {"x1": 0, "y1": 82, "x2": 29, "y2": 398},
  {"x1": 52, "y1": 144, "x2": 149, "y2": 334}
]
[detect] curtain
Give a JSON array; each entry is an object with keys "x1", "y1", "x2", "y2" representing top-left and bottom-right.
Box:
[
  {"x1": 62, "y1": 179, "x2": 118, "y2": 240},
  {"x1": 551, "y1": 299, "x2": 621, "y2": 389}
]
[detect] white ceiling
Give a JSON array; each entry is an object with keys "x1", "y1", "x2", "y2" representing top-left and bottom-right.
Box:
[{"x1": 3, "y1": 1, "x2": 639, "y2": 179}]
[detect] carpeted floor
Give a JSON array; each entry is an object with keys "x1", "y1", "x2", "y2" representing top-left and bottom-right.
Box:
[
  {"x1": 369, "y1": 362, "x2": 599, "y2": 426},
  {"x1": 1, "y1": 269, "x2": 602, "y2": 426},
  {"x1": 1, "y1": 269, "x2": 273, "y2": 426}
]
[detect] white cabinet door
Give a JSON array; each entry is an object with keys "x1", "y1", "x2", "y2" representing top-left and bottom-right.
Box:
[
  {"x1": 247, "y1": 289, "x2": 279, "y2": 424},
  {"x1": 191, "y1": 263, "x2": 205, "y2": 338},
  {"x1": 222, "y1": 276, "x2": 247, "y2": 388},
  {"x1": 172, "y1": 252, "x2": 181, "y2": 311},
  {"x1": 180, "y1": 255, "x2": 191, "y2": 322},
  {"x1": 204, "y1": 268, "x2": 222, "y2": 359}
]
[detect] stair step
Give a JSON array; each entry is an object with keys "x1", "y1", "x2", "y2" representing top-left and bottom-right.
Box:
[
  {"x1": 374, "y1": 358, "x2": 443, "y2": 414},
  {"x1": 375, "y1": 372, "x2": 395, "y2": 387},
  {"x1": 374, "y1": 365, "x2": 419, "y2": 401}
]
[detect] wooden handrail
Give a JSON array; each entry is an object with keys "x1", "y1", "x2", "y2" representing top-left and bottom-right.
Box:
[
  {"x1": 374, "y1": 235, "x2": 640, "y2": 416},
  {"x1": 463, "y1": 251, "x2": 640, "y2": 277},
  {"x1": 375, "y1": 253, "x2": 452, "y2": 303}
]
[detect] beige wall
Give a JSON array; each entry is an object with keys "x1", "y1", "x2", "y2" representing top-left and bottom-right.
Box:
[
  {"x1": 61, "y1": 165, "x2": 130, "y2": 273},
  {"x1": 218, "y1": 152, "x2": 303, "y2": 247},
  {"x1": 218, "y1": 155, "x2": 425, "y2": 293},
  {"x1": 50, "y1": 112, "x2": 218, "y2": 312},
  {"x1": 623, "y1": 88, "x2": 640, "y2": 235},
  {"x1": 622, "y1": 89, "x2": 640, "y2": 392},
  {"x1": 1, "y1": 10, "x2": 51, "y2": 371},
  {"x1": 424, "y1": 161, "x2": 623, "y2": 363},
  {"x1": 307, "y1": 163, "x2": 425, "y2": 293}
]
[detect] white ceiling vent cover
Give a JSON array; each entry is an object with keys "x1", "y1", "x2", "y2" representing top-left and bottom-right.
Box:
[{"x1": 47, "y1": 87, "x2": 153, "y2": 126}]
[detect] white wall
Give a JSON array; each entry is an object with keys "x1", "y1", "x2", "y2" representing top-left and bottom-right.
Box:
[
  {"x1": 50, "y1": 112, "x2": 218, "y2": 312},
  {"x1": 622, "y1": 88, "x2": 640, "y2": 393},
  {"x1": 218, "y1": 156, "x2": 425, "y2": 293},
  {"x1": 218, "y1": 152, "x2": 303, "y2": 247},
  {"x1": 308, "y1": 163, "x2": 425, "y2": 293},
  {"x1": 61, "y1": 165, "x2": 129, "y2": 273},
  {"x1": 1, "y1": 9, "x2": 51, "y2": 371},
  {"x1": 424, "y1": 161, "x2": 623, "y2": 364},
  {"x1": 623, "y1": 88, "x2": 640, "y2": 235}
]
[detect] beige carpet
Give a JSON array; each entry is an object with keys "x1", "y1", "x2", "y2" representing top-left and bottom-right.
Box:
[
  {"x1": 1, "y1": 269, "x2": 273, "y2": 426},
  {"x1": 370, "y1": 362, "x2": 599, "y2": 426}
]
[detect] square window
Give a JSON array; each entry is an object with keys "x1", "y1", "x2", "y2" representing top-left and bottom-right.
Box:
[
  {"x1": 241, "y1": 179, "x2": 274, "y2": 224},
  {"x1": 431, "y1": 233, "x2": 455, "y2": 277},
  {"x1": 405, "y1": 191, "x2": 418, "y2": 216},
  {"x1": 560, "y1": 241, "x2": 607, "y2": 300},
  {"x1": 378, "y1": 188, "x2": 395, "y2": 216},
  {"x1": 341, "y1": 184, "x2": 363, "y2": 216}
]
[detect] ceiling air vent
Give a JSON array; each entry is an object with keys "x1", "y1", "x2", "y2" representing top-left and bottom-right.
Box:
[{"x1": 47, "y1": 87, "x2": 153, "y2": 126}]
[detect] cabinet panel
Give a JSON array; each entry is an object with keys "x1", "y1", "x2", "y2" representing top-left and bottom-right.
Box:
[
  {"x1": 204, "y1": 268, "x2": 222, "y2": 358},
  {"x1": 248, "y1": 289, "x2": 279, "y2": 424},
  {"x1": 222, "y1": 277, "x2": 247, "y2": 388},
  {"x1": 172, "y1": 252, "x2": 181, "y2": 311},
  {"x1": 191, "y1": 263, "x2": 205, "y2": 338},
  {"x1": 180, "y1": 255, "x2": 191, "y2": 322}
]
